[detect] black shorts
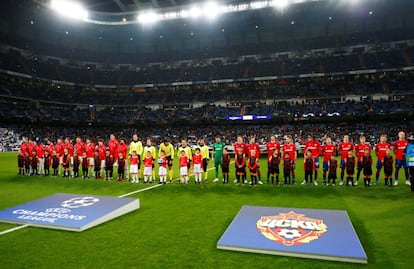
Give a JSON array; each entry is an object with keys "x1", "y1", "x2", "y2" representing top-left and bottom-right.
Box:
[
  {"x1": 202, "y1": 158, "x2": 209, "y2": 172},
  {"x1": 236, "y1": 166, "x2": 246, "y2": 175},
  {"x1": 166, "y1": 156, "x2": 173, "y2": 167},
  {"x1": 270, "y1": 167, "x2": 280, "y2": 175}
]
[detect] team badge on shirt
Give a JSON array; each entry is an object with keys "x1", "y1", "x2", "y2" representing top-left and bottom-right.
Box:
[{"x1": 256, "y1": 211, "x2": 328, "y2": 246}]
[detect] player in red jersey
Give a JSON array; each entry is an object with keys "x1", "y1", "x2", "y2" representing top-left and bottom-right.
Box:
[
  {"x1": 281, "y1": 136, "x2": 297, "y2": 184},
  {"x1": 233, "y1": 135, "x2": 248, "y2": 183},
  {"x1": 266, "y1": 135, "x2": 281, "y2": 183},
  {"x1": 74, "y1": 137, "x2": 84, "y2": 156},
  {"x1": 20, "y1": 138, "x2": 29, "y2": 157},
  {"x1": 303, "y1": 135, "x2": 322, "y2": 185},
  {"x1": 64, "y1": 138, "x2": 74, "y2": 156},
  {"x1": 55, "y1": 138, "x2": 64, "y2": 157},
  {"x1": 338, "y1": 135, "x2": 354, "y2": 185},
  {"x1": 321, "y1": 137, "x2": 336, "y2": 184},
  {"x1": 393, "y1": 131, "x2": 410, "y2": 185},
  {"x1": 55, "y1": 138, "x2": 64, "y2": 176},
  {"x1": 45, "y1": 139, "x2": 55, "y2": 156},
  {"x1": 108, "y1": 134, "x2": 119, "y2": 163},
  {"x1": 35, "y1": 140, "x2": 45, "y2": 176},
  {"x1": 247, "y1": 137, "x2": 262, "y2": 184},
  {"x1": 97, "y1": 139, "x2": 106, "y2": 178},
  {"x1": 374, "y1": 134, "x2": 391, "y2": 185},
  {"x1": 355, "y1": 135, "x2": 371, "y2": 185},
  {"x1": 64, "y1": 138, "x2": 74, "y2": 177},
  {"x1": 26, "y1": 139, "x2": 34, "y2": 157},
  {"x1": 84, "y1": 138, "x2": 95, "y2": 177}
]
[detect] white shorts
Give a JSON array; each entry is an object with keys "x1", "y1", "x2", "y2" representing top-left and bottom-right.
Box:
[
  {"x1": 159, "y1": 166, "x2": 167, "y2": 176},
  {"x1": 130, "y1": 164, "x2": 138, "y2": 174},
  {"x1": 180, "y1": 166, "x2": 188, "y2": 177},
  {"x1": 143, "y1": 166, "x2": 152, "y2": 176},
  {"x1": 100, "y1": 160, "x2": 105, "y2": 169},
  {"x1": 88, "y1": 157, "x2": 95, "y2": 166},
  {"x1": 193, "y1": 163, "x2": 202, "y2": 174}
]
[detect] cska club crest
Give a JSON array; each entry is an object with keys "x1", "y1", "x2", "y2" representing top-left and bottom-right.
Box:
[{"x1": 256, "y1": 211, "x2": 328, "y2": 246}]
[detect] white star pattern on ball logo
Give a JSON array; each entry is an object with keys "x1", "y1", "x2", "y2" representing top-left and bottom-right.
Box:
[{"x1": 60, "y1": 197, "x2": 100, "y2": 209}]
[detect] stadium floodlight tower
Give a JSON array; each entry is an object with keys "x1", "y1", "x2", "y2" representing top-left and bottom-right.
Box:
[{"x1": 50, "y1": 0, "x2": 88, "y2": 21}]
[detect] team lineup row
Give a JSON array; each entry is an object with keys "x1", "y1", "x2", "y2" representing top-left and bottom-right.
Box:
[{"x1": 16, "y1": 132, "x2": 414, "y2": 188}]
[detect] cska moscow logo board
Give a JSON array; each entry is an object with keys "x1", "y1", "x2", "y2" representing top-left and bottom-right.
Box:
[{"x1": 256, "y1": 211, "x2": 328, "y2": 246}]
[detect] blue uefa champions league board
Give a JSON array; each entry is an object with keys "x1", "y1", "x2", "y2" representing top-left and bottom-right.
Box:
[
  {"x1": 0, "y1": 193, "x2": 139, "y2": 232},
  {"x1": 217, "y1": 205, "x2": 367, "y2": 264}
]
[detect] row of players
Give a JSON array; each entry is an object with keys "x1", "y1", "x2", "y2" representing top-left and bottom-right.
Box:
[{"x1": 16, "y1": 131, "x2": 414, "y2": 187}]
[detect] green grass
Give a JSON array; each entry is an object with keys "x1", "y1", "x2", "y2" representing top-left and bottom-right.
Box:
[{"x1": 0, "y1": 151, "x2": 413, "y2": 269}]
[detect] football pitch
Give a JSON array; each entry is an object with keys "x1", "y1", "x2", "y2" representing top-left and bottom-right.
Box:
[{"x1": 0, "y1": 151, "x2": 413, "y2": 269}]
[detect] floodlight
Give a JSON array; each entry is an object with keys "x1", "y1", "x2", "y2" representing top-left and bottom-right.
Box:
[
  {"x1": 237, "y1": 3, "x2": 250, "y2": 11},
  {"x1": 189, "y1": 6, "x2": 202, "y2": 19},
  {"x1": 50, "y1": 0, "x2": 88, "y2": 21},
  {"x1": 250, "y1": 1, "x2": 269, "y2": 10},
  {"x1": 204, "y1": 2, "x2": 221, "y2": 19},
  {"x1": 163, "y1": 12, "x2": 178, "y2": 20},
  {"x1": 271, "y1": 0, "x2": 290, "y2": 10},
  {"x1": 137, "y1": 11, "x2": 160, "y2": 24}
]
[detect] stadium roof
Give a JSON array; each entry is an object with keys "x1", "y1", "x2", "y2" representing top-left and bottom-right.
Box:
[
  {"x1": 0, "y1": 0, "x2": 413, "y2": 64},
  {"x1": 34, "y1": 0, "x2": 325, "y2": 25}
]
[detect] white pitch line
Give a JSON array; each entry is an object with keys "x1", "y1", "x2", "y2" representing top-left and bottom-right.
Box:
[
  {"x1": 0, "y1": 162, "x2": 231, "y2": 235},
  {"x1": 0, "y1": 224, "x2": 30, "y2": 236},
  {"x1": 118, "y1": 161, "x2": 233, "y2": 198},
  {"x1": 118, "y1": 183, "x2": 163, "y2": 198}
]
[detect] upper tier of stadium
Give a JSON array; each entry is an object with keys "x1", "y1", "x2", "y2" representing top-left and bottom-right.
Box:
[{"x1": 1, "y1": 0, "x2": 413, "y2": 65}]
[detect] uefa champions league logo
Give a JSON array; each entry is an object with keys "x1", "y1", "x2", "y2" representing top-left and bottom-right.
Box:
[
  {"x1": 61, "y1": 197, "x2": 100, "y2": 209},
  {"x1": 257, "y1": 211, "x2": 327, "y2": 246},
  {"x1": 45, "y1": 208, "x2": 72, "y2": 213}
]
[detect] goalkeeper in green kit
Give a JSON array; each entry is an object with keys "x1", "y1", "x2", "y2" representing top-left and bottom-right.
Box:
[{"x1": 212, "y1": 135, "x2": 226, "y2": 182}]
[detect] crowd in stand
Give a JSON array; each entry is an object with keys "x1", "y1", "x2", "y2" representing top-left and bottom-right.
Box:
[
  {"x1": 1, "y1": 42, "x2": 413, "y2": 86},
  {"x1": 1, "y1": 71, "x2": 413, "y2": 125}
]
